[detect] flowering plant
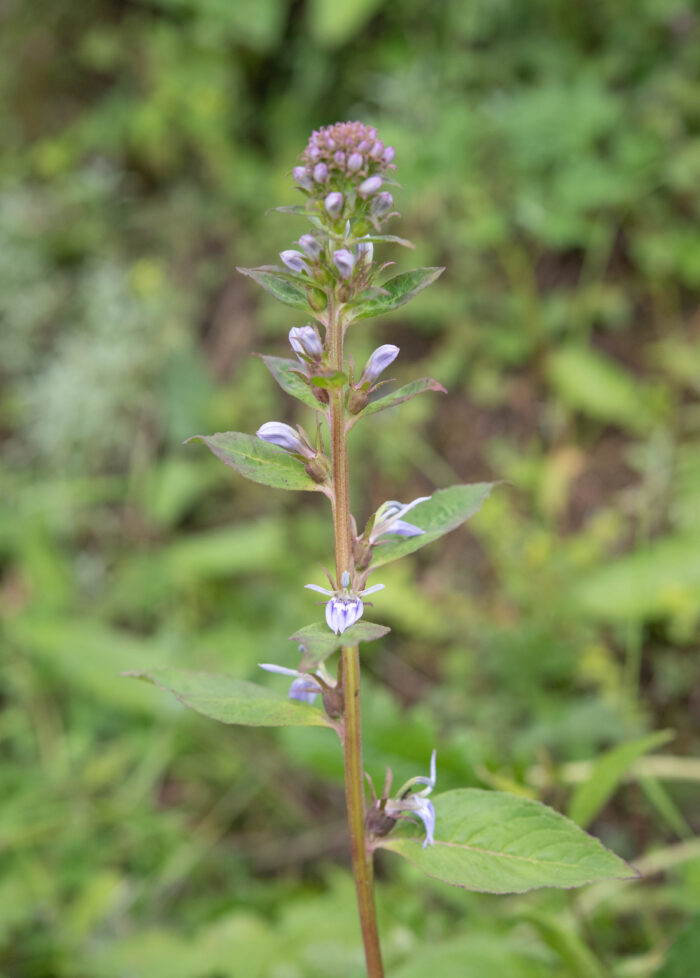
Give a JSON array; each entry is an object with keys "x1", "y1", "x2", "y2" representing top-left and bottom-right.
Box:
[{"x1": 129, "y1": 122, "x2": 635, "y2": 977}]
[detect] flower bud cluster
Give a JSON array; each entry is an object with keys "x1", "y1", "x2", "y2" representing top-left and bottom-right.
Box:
[{"x1": 292, "y1": 121, "x2": 396, "y2": 228}]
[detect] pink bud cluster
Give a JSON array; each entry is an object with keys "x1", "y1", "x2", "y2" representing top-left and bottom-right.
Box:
[{"x1": 293, "y1": 122, "x2": 396, "y2": 212}]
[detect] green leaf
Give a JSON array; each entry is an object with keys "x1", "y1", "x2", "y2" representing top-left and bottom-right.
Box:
[
  {"x1": 568, "y1": 730, "x2": 674, "y2": 828},
  {"x1": 364, "y1": 234, "x2": 415, "y2": 248},
  {"x1": 370, "y1": 484, "x2": 493, "y2": 568},
  {"x1": 547, "y1": 345, "x2": 660, "y2": 433},
  {"x1": 358, "y1": 377, "x2": 447, "y2": 420},
  {"x1": 574, "y1": 533, "x2": 700, "y2": 623},
  {"x1": 522, "y1": 912, "x2": 607, "y2": 978},
  {"x1": 237, "y1": 266, "x2": 313, "y2": 312},
  {"x1": 259, "y1": 356, "x2": 320, "y2": 409},
  {"x1": 290, "y1": 621, "x2": 390, "y2": 670},
  {"x1": 308, "y1": 0, "x2": 385, "y2": 47},
  {"x1": 393, "y1": 935, "x2": 551, "y2": 978},
  {"x1": 125, "y1": 668, "x2": 331, "y2": 727},
  {"x1": 185, "y1": 432, "x2": 323, "y2": 492},
  {"x1": 377, "y1": 789, "x2": 636, "y2": 893},
  {"x1": 349, "y1": 267, "x2": 445, "y2": 321},
  {"x1": 655, "y1": 916, "x2": 700, "y2": 978}
]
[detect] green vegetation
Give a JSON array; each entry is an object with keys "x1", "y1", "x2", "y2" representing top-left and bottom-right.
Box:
[{"x1": 2, "y1": 0, "x2": 699, "y2": 975}]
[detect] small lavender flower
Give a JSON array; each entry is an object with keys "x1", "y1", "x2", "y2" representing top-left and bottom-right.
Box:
[
  {"x1": 382, "y1": 146, "x2": 395, "y2": 164},
  {"x1": 293, "y1": 166, "x2": 313, "y2": 191},
  {"x1": 298, "y1": 234, "x2": 322, "y2": 259},
  {"x1": 359, "y1": 175, "x2": 382, "y2": 198},
  {"x1": 333, "y1": 249, "x2": 356, "y2": 279},
  {"x1": 355, "y1": 237, "x2": 373, "y2": 265},
  {"x1": 289, "y1": 325, "x2": 323, "y2": 360},
  {"x1": 360, "y1": 344, "x2": 399, "y2": 385},
  {"x1": 369, "y1": 141, "x2": 384, "y2": 160},
  {"x1": 257, "y1": 421, "x2": 315, "y2": 459},
  {"x1": 384, "y1": 750, "x2": 437, "y2": 848},
  {"x1": 371, "y1": 192, "x2": 393, "y2": 218},
  {"x1": 305, "y1": 579, "x2": 386, "y2": 635},
  {"x1": 280, "y1": 250, "x2": 309, "y2": 275},
  {"x1": 369, "y1": 496, "x2": 430, "y2": 543},
  {"x1": 259, "y1": 662, "x2": 327, "y2": 705},
  {"x1": 313, "y1": 162, "x2": 328, "y2": 183},
  {"x1": 325, "y1": 192, "x2": 343, "y2": 218},
  {"x1": 334, "y1": 151, "x2": 346, "y2": 167},
  {"x1": 348, "y1": 152, "x2": 363, "y2": 171}
]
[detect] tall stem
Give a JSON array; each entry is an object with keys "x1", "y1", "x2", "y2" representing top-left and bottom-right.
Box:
[{"x1": 328, "y1": 296, "x2": 385, "y2": 977}]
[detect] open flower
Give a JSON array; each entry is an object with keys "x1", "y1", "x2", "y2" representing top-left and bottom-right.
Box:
[
  {"x1": 369, "y1": 496, "x2": 430, "y2": 543},
  {"x1": 305, "y1": 574, "x2": 385, "y2": 635},
  {"x1": 359, "y1": 344, "x2": 399, "y2": 386},
  {"x1": 384, "y1": 750, "x2": 437, "y2": 849}
]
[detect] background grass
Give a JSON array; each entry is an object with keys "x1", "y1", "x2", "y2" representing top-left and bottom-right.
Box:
[{"x1": 1, "y1": 0, "x2": 699, "y2": 975}]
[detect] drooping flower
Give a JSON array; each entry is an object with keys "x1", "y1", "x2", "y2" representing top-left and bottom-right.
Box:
[
  {"x1": 384, "y1": 750, "x2": 437, "y2": 848},
  {"x1": 305, "y1": 574, "x2": 385, "y2": 635},
  {"x1": 259, "y1": 662, "x2": 329, "y2": 705},
  {"x1": 354, "y1": 236, "x2": 373, "y2": 266},
  {"x1": 256, "y1": 422, "x2": 315, "y2": 459},
  {"x1": 371, "y1": 192, "x2": 393, "y2": 218},
  {"x1": 369, "y1": 496, "x2": 430, "y2": 543},
  {"x1": 359, "y1": 344, "x2": 399, "y2": 386}
]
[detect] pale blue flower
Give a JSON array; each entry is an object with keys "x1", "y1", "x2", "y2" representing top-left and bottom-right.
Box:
[
  {"x1": 289, "y1": 325, "x2": 323, "y2": 360},
  {"x1": 333, "y1": 249, "x2": 355, "y2": 279},
  {"x1": 259, "y1": 662, "x2": 332, "y2": 705},
  {"x1": 305, "y1": 579, "x2": 385, "y2": 635},
  {"x1": 385, "y1": 750, "x2": 437, "y2": 848},
  {"x1": 280, "y1": 250, "x2": 309, "y2": 275},
  {"x1": 360, "y1": 344, "x2": 399, "y2": 385},
  {"x1": 324, "y1": 192, "x2": 343, "y2": 218},
  {"x1": 256, "y1": 422, "x2": 315, "y2": 459},
  {"x1": 359, "y1": 175, "x2": 382, "y2": 198},
  {"x1": 369, "y1": 496, "x2": 430, "y2": 543},
  {"x1": 371, "y1": 192, "x2": 393, "y2": 218}
]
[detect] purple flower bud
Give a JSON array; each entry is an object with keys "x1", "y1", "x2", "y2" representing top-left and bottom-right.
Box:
[
  {"x1": 358, "y1": 139, "x2": 371, "y2": 152},
  {"x1": 371, "y1": 192, "x2": 393, "y2": 218},
  {"x1": 309, "y1": 146, "x2": 322, "y2": 163},
  {"x1": 333, "y1": 248, "x2": 356, "y2": 279},
  {"x1": 257, "y1": 422, "x2": 314, "y2": 459},
  {"x1": 369, "y1": 141, "x2": 384, "y2": 159},
  {"x1": 361, "y1": 344, "x2": 399, "y2": 384},
  {"x1": 359, "y1": 175, "x2": 382, "y2": 198},
  {"x1": 298, "y1": 234, "x2": 322, "y2": 259},
  {"x1": 326, "y1": 596, "x2": 364, "y2": 635},
  {"x1": 324, "y1": 192, "x2": 343, "y2": 218},
  {"x1": 355, "y1": 237, "x2": 373, "y2": 264},
  {"x1": 325, "y1": 136, "x2": 336, "y2": 150},
  {"x1": 280, "y1": 250, "x2": 309, "y2": 275},
  {"x1": 347, "y1": 152, "x2": 363, "y2": 171},
  {"x1": 313, "y1": 162, "x2": 328, "y2": 183},
  {"x1": 288, "y1": 676, "x2": 321, "y2": 704},
  {"x1": 334, "y1": 150, "x2": 345, "y2": 167},
  {"x1": 382, "y1": 146, "x2": 395, "y2": 164},
  {"x1": 289, "y1": 325, "x2": 323, "y2": 360},
  {"x1": 293, "y1": 166, "x2": 313, "y2": 191}
]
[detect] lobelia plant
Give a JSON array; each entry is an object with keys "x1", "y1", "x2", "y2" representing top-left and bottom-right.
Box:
[{"x1": 127, "y1": 122, "x2": 637, "y2": 977}]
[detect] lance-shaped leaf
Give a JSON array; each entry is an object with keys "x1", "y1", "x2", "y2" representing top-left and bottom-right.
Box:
[
  {"x1": 568, "y1": 729, "x2": 674, "y2": 829},
  {"x1": 362, "y1": 234, "x2": 415, "y2": 249},
  {"x1": 371, "y1": 483, "x2": 493, "y2": 568},
  {"x1": 259, "y1": 355, "x2": 321, "y2": 409},
  {"x1": 351, "y1": 377, "x2": 447, "y2": 425},
  {"x1": 185, "y1": 432, "x2": 323, "y2": 492},
  {"x1": 376, "y1": 789, "x2": 637, "y2": 893},
  {"x1": 125, "y1": 668, "x2": 331, "y2": 727},
  {"x1": 348, "y1": 267, "x2": 444, "y2": 322},
  {"x1": 237, "y1": 265, "x2": 314, "y2": 313},
  {"x1": 290, "y1": 621, "x2": 390, "y2": 670}
]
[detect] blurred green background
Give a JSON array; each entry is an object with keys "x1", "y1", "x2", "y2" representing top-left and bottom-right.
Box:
[{"x1": 2, "y1": 0, "x2": 700, "y2": 975}]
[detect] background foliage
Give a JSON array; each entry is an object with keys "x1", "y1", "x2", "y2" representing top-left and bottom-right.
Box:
[{"x1": 2, "y1": 0, "x2": 699, "y2": 974}]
